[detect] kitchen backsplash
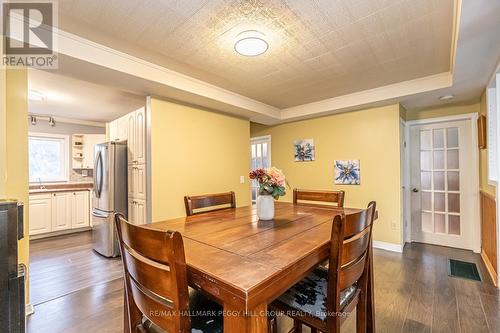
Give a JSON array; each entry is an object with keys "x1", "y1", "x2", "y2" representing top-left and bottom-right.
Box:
[{"x1": 71, "y1": 169, "x2": 94, "y2": 182}]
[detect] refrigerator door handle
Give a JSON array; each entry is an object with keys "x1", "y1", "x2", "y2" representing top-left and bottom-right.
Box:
[
  {"x1": 92, "y1": 210, "x2": 108, "y2": 219},
  {"x1": 94, "y1": 150, "x2": 103, "y2": 198}
]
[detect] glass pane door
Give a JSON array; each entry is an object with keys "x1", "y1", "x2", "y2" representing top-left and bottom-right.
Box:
[{"x1": 419, "y1": 127, "x2": 461, "y2": 236}]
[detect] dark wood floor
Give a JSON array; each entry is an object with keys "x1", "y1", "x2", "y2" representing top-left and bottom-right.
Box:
[
  {"x1": 27, "y1": 233, "x2": 500, "y2": 333},
  {"x1": 29, "y1": 231, "x2": 123, "y2": 305}
]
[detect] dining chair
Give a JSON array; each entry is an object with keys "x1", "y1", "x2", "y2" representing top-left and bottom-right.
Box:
[
  {"x1": 114, "y1": 213, "x2": 223, "y2": 333},
  {"x1": 184, "y1": 191, "x2": 236, "y2": 216},
  {"x1": 293, "y1": 189, "x2": 345, "y2": 208},
  {"x1": 271, "y1": 201, "x2": 376, "y2": 333}
]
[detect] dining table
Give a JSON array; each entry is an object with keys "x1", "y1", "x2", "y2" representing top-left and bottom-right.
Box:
[{"x1": 147, "y1": 201, "x2": 376, "y2": 333}]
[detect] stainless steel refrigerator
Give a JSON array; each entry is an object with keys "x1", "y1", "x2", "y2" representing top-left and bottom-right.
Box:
[{"x1": 92, "y1": 141, "x2": 127, "y2": 257}]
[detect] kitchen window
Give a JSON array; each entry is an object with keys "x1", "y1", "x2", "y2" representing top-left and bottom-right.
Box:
[{"x1": 29, "y1": 133, "x2": 69, "y2": 182}]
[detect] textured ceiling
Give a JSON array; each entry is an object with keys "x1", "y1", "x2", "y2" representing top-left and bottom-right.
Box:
[{"x1": 57, "y1": 0, "x2": 454, "y2": 108}]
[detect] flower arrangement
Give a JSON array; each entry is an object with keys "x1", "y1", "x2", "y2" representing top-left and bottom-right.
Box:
[{"x1": 249, "y1": 167, "x2": 287, "y2": 199}]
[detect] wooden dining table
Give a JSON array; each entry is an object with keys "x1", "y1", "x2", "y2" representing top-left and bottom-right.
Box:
[{"x1": 148, "y1": 201, "x2": 376, "y2": 333}]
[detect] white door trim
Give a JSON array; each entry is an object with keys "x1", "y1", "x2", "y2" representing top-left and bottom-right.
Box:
[{"x1": 403, "y1": 112, "x2": 480, "y2": 253}]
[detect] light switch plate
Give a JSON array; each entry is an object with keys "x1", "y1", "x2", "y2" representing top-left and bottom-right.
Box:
[{"x1": 240, "y1": 176, "x2": 245, "y2": 184}]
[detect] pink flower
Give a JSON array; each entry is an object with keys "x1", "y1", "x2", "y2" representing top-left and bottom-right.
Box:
[{"x1": 267, "y1": 167, "x2": 286, "y2": 186}]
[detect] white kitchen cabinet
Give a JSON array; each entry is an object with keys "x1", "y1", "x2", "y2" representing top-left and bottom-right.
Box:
[
  {"x1": 109, "y1": 105, "x2": 148, "y2": 224},
  {"x1": 29, "y1": 194, "x2": 52, "y2": 235},
  {"x1": 129, "y1": 164, "x2": 146, "y2": 200},
  {"x1": 128, "y1": 198, "x2": 146, "y2": 225},
  {"x1": 108, "y1": 115, "x2": 128, "y2": 142},
  {"x1": 81, "y1": 134, "x2": 106, "y2": 169},
  {"x1": 128, "y1": 107, "x2": 146, "y2": 165},
  {"x1": 29, "y1": 190, "x2": 91, "y2": 236},
  {"x1": 51, "y1": 192, "x2": 72, "y2": 231},
  {"x1": 134, "y1": 107, "x2": 146, "y2": 165},
  {"x1": 71, "y1": 191, "x2": 90, "y2": 229},
  {"x1": 108, "y1": 121, "x2": 118, "y2": 142}
]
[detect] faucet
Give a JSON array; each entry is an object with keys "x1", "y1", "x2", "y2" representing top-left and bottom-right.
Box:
[{"x1": 38, "y1": 178, "x2": 46, "y2": 190}]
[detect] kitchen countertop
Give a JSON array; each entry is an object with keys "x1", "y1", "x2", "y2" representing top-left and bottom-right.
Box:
[{"x1": 29, "y1": 182, "x2": 93, "y2": 194}]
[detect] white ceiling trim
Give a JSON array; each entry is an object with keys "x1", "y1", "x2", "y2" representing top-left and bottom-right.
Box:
[
  {"x1": 449, "y1": 0, "x2": 462, "y2": 74},
  {"x1": 280, "y1": 72, "x2": 453, "y2": 120}
]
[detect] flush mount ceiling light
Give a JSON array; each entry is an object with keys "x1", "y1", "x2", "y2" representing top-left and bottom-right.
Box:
[
  {"x1": 28, "y1": 90, "x2": 45, "y2": 101},
  {"x1": 439, "y1": 94, "x2": 454, "y2": 101},
  {"x1": 234, "y1": 30, "x2": 268, "y2": 57}
]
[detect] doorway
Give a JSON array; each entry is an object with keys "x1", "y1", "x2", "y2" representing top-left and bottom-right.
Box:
[
  {"x1": 408, "y1": 115, "x2": 480, "y2": 251},
  {"x1": 250, "y1": 135, "x2": 271, "y2": 203}
]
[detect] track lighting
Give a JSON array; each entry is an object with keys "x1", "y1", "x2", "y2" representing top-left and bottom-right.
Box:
[
  {"x1": 48, "y1": 117, "x2": 56, "y2": 127},
  {"x1": 30, "y1": 116, "x2": 37, "y2": 125}
]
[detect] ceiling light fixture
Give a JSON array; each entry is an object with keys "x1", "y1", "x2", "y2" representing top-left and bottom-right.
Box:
[
  {"x1": 439, "y1": 95, "x2": 454, "y2": 101},
  {"x1": 234, "y1": 30, "x2": 268, "y2": 57},
  {"x1": 48, "y1": 116, "x2": 56, "y2": 127},
  {"x1": 30, "y1": 116, "x2": 37, "y2": 125},
  {"x1": 28, "y1": 90, "x2": 45, "y2": 101}
]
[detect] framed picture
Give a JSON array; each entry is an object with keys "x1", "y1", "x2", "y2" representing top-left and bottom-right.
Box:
[
  {"x1": 478, "y1": 115, "x2": 486, "y2": 149},
  {"x1": 334, "y1": 160, "x2": 360, "y2": 185},
  {"x1": 294, "y1": 139, "x2": 315, "y2": 161}
]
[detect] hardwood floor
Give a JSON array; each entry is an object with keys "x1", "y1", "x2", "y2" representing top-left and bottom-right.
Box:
[
  {"x1": 29, "y1": 231, "x2": 123, "y2": 305},
  {"x1": 27, "y1": 234, "x2": 500, "y2": 333}
]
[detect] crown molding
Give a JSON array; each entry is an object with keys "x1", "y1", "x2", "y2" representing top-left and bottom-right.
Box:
[{"x1": 280, "y1": 72, "x2": 453, "y2": 121}]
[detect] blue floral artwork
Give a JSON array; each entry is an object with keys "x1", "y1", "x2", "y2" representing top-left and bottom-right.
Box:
[
  {"x1": 334, "y1": 160, "x2": 360, "y2": 185},
  {"x1": 294, "y1": 139, "x2": 315, "y2": 162}
]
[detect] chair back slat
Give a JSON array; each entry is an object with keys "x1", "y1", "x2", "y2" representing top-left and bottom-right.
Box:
[
  {"x1": 184, "y1": 191, "x2": 236, "y2": 216},
  {"x1": 128, "y1": 277, "x2": 178, "y2": 332},
  {"x1": 343, "y1": 203, "x2": 376, "y2": 238},
  {"x1": 293, "y1": 189, "x2": 345, "y2": 207},
  {"x1": 122, "y1": 245, "x2": 175, "y2": 301},
  {"x1": 340, "y1": 226, "x2": 371, "y2": 266},
  {"x1": 115, "y1": 214, "x2": 190, "y2": 332},
  {"x1": 339, "y1": 250, "x2": 368, "y2": 290}
]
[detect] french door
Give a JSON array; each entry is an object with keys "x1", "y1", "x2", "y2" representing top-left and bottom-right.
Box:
[
  {"x1": 250, "y1": 136, "x2": 271, "y2": 203},
  {"x1": 409, "y1": 119, "x2": 477, "y2": 250}
]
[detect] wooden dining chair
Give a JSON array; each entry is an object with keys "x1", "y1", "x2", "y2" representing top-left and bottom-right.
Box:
[
  {"x1": 184, "y1": 191, "x2": 236, "y2": 216},
  {"x1": 293, "y1": 189, "x2": 345, "y2": 208},
  {"x1": 271, "y1": 201, "x2": 376, "y2": 333},
  {"x1": 114, "y1": 213, "x2": 223, "y2": 333}
]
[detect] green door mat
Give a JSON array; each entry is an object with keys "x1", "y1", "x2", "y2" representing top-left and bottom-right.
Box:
[{"x1": 448, "y1": 259, "x2": 482, "y2": 282}]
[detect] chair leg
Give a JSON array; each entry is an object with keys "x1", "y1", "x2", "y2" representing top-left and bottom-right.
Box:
[
  {"x1": 268, "y1": 314, "x2": 278, "y2": 333},
  {"x1": 293, "y1": 319, "x2": 303, "y2": 333},
  {"x1": 356, "y1": 291, "x2": 367, "y2": 333}
]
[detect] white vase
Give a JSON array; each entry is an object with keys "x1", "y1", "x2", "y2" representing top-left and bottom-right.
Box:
[{"x1": 257, "y1": 194, "x2": 275, "y2": 220}]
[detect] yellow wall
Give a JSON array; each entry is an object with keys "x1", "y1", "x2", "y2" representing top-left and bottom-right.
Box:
[
  {"x1": 405, "y1": 102, "x2": 479, "y2": 121},
  {"x1": 150, "y1": 99, "x2": 251, "y2": 221},
  {"x1": 2, "y1": 69, "x2": 30, "y2": 303},
  {"x1": 0, "y1": 36, "x2": 6, "y2": 196},
  {"x1": 251, "y1": 104, "x2": 402, "y2": 245},
  {"x1": 479, "y1": 92, "x2": 496, "y2": 197}
]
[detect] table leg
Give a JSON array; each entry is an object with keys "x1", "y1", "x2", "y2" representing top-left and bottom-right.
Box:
[
  {"x1": 223, "y1": 302, "x2": 268, "y2": 333},
  {"x1": 366, "y1": 240, "x2": 375, "y2": 333}
]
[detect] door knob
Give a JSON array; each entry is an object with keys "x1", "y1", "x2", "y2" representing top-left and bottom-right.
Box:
[{"x1": 412, "y1": 188, "x2": 419, "y2": 193}]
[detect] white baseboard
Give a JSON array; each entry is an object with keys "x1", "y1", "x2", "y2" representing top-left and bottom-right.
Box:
[
  {"x1": 26, "y1": 303, "x2": 34, "y2": 316},
  {"x1": 373, "y1": 240, "x2": 404, "y2": 253}
]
